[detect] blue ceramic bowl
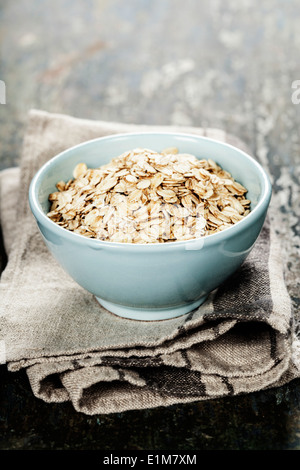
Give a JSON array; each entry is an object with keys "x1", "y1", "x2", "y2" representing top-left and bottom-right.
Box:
[{"x1": 29, "y1": 132, "x2": 272, "y2": 321}]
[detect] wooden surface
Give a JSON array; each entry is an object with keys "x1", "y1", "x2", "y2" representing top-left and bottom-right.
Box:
[{"x1": 0, "y1": 0, "x2": 299, "y2": 451}]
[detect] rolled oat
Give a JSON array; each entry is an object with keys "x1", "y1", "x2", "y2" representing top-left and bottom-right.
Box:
[{"x1": 47, "y1": 147, "x2": 251, "y2": 243}]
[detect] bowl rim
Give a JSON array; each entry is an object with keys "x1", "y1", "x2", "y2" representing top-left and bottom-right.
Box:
[{"x1": 28, "y1": 131, "x2": 272, "y2": 250}]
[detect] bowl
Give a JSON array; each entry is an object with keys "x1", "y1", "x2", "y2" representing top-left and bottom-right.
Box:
[{"x1": 29, "y1": 132, "x2": 272, "y2": 321}]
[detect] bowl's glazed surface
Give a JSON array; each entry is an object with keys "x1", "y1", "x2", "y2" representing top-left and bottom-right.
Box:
[{"x1": 29, "y1": 133, "x2": 272, "y2": 320}]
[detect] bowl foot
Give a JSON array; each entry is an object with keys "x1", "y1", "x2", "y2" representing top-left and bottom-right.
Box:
[{"x1": 95, "y1": 296, "x2": 208, "y2": 321}]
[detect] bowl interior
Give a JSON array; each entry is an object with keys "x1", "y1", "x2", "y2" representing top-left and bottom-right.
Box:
[{"x1": 32, "y1": 132, "x2": 270, "y2": 224}]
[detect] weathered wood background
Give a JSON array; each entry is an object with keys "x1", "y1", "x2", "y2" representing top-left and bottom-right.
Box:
[{"x1": 0, "y1": 0, "x2": 299, "y2": 450}]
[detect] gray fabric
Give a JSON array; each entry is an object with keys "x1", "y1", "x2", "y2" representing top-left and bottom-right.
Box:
[{"x1": 0, "y1": 109, "x2": 299, "y2": 415}]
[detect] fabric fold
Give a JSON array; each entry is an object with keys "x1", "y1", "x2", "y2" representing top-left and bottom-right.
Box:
[{"x1": 0, "y1": 109, "x2": 299, "y2": 415}]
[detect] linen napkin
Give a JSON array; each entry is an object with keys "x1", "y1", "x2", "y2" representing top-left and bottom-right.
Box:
[{"x1": 0, "y1": 109, "x2": 299, "y2": 416}]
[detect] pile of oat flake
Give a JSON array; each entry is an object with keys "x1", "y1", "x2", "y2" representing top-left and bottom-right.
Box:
[{"x1": 47, "y1": 147, "x2": 250, "y2": 243}]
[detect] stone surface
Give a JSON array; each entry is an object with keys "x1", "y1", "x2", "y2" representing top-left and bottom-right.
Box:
[{"x1": 0, "y1": 0, "x2": 300, "y2": 451}]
